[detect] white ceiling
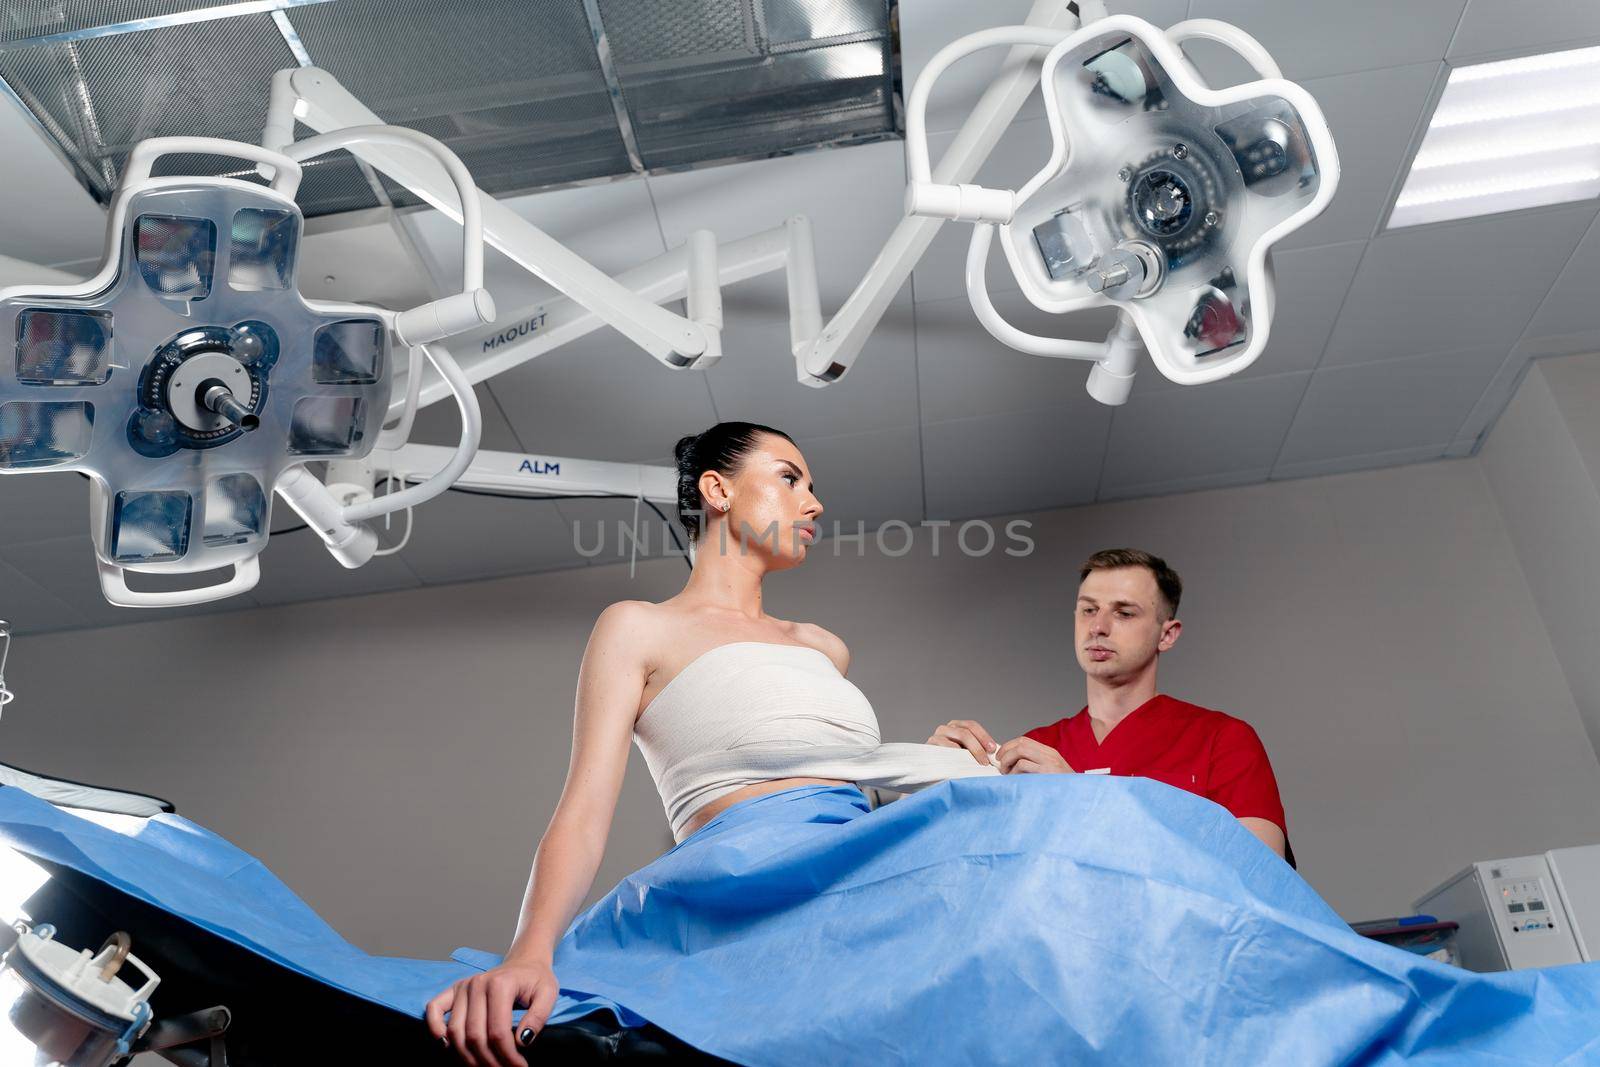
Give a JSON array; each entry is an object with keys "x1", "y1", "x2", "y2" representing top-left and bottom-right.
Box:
[{"x1": 4, "y1": 0, "x2": 1600, "y2": 632}]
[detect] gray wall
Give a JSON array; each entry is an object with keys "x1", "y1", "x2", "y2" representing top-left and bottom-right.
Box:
[
  {"x1": 4, "y1": 454, "x2": 1600, "y2": 967},
  {"x1": 1481, "y1": 355, "x2": 1600, "y2": 759}
]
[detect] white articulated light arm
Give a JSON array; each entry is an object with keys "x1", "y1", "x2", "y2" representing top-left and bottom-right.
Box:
[
  {"x1": 901, "y1": 26, "x2": 1080, "y2": 224},
  {"x1": 372, "y1": 444, "x2": 676, "y2": 504},
  {"x1": 391, "y1": 225, "x2": 787, "y2": 414},
  {"x1": 282, "y1": 125, "x2": 494, "y2": 345},
  {"x1": 271, "y1": 67, "x2": 718, "y2": 370},
  {"x1": 268, "y1": 2, "x2": 1082, "y2": 396},
  {"x1": 789, "y1": 0, "x2": 1085, "y2": 385},
  {"x1": 272, "y1": 0, "x2": 1326, "y2": 587}
]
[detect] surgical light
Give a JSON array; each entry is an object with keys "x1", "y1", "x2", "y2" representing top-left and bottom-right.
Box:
[
  {"x1": 0, "y1": 151, "x2": 385, "y2": 597},
  {"x1": 0, "y1": 127, "x2": 494, "y2": 609},
  {"x1": 904, "y1": 15, "x2": 1339, "y2": 401},
  {"x1": 1389, "y1": 45, "x2": 1600, "y2": 229},
  {"x1": 0, "y1": 924, "x2": 159, "y2": 1067}
]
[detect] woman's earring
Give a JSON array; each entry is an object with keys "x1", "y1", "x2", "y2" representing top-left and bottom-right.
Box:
[{"x1": 720, "y1": 502, "x2": 730, "y2": 512}]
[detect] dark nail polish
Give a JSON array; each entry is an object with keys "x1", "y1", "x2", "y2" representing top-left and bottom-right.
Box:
[{"x1": 519, "y1": 1027, "x2": 535, "y2": 1046}]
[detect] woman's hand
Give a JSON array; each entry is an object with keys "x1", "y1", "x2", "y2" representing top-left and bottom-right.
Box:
[{"x1": 425, "y1": 959, "x2": 560, "y2": 1067}]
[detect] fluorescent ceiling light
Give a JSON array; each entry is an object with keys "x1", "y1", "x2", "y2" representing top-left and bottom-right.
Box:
[{"x1": 1388, "y1": 45, "x2": 1600, "y2": 229}]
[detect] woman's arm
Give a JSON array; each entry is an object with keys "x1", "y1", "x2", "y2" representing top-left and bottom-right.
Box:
[
  {"x1": 426, "y1": 600, "x2": 652, "y2": 1067},
  {"x1": 504, "y1": 601, "x2": 651, "y2": 963}
]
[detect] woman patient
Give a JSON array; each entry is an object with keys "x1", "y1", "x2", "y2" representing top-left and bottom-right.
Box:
[
  {"x1": 427, "y1": 421, "x2": 994, "y2": 1063},
  {"x1": 424, "y1": 422, "x2": 1593, "y2": 1067}
]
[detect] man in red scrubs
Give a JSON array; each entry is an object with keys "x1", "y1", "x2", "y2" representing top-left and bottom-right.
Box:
[{"x1": 928, "y1": 548, "x2": 1291, "y2": 862}]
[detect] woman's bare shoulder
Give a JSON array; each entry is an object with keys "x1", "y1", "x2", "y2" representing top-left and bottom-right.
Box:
[
  {"x1": 592, "y1": 599, "x2": 657, "y2": 632},
  {"x1": 787, "y1": 620, "x2": 850, "y2": 675},
  {"x1": 588, "y1": 600, "x2": 676, "y2": 659}
]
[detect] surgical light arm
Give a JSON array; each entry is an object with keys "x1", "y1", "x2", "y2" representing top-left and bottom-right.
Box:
[
  {"x1": 265, "y1": 0, "x2": 1087, "y2": 531},
  {"x1": 370, "y1": 444, "x2": 676, "y2": 505},
  {"x1": 264, "y1": 68, "x2": 721, "y2": 372},
  {"x1": 271, "y1": 0, "x2": 1086, "y2": 397}
]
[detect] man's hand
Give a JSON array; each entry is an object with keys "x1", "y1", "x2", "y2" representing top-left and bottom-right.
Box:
[
  {"x1": 995, "y1": 736, "x2": 1075, "y2": 775},
  {"x1": 927, "y1": 719, "x2": 1000, "y2": 765}
]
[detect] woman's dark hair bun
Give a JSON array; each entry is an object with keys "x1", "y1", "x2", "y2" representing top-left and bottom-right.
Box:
[{"x1": 673, "y1": 422, "x2": 793, "y2": 543}]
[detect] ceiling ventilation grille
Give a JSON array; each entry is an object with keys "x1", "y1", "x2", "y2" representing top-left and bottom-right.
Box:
[{"x1": 0, "y1": 0, "x2": 899, "y2": 217}]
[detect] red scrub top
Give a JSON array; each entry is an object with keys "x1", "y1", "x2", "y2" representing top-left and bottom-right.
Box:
[{"x1": 1025, "y1": 694, "x2": 1287, "y2": 834}]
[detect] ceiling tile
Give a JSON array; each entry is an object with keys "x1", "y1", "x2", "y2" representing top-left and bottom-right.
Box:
[
  {"x1": 911, "y1": 117, "x2": 1056, "y2": 306},
  {"x1": 700, "y1": 280, "x2": 920, "y2": 437},
  {"x1": 1450, "y1": 346, "x2": 1527, "y2": 454},
  {"x1": 643, "y1": 140, "x2": 922, "y2": 439},
  {"x1": 899, "y1": 0, "x2": 1048, "y2": 136},
  {"x1": 1097, "y1": 3, "x2": 1195, "y2": 25},
  {"x1": 915, "y1": 291, "x2": 1118, "y2": 423},
  {"x1": 0, "y1": 257, "x2": 86, "y2": 288},
  {"x1": 51, "y1": 259, "x2": 96, "y2": 278},
  {"x1": 0, "y1": 471, "x2": 88, "y2": 547},
  {"x1": 647, "y1": 138, "x2": 908, "y2": 310},
  {"x1": 1515, "y1": 330, "x2": 1600, "y2": 367},
  {"x1": 1274, "y1": 443, "x2": 1458, "y2": 482},
  {"x1": 483, "y1": 327, "x2": 719, "y2": 463},
  {"x1": 406, "y1": 382, "x2": 525, "y2": 453},
  {"x1": 0, "y1": 556, "x2": 85, "y2": 634},
  {"x1": 1448, "y1": 0, "x2": 1600, "y2": 61},
  {"x1": 0, "y1": 95, "x2": 105, "y2": 268},
  {"x1": 299, "y1": 210, "x2": 438, "y2": 312},
  {"x1": 1521, "y1": 212, "x2": 1600, "y2": 345},
  {"x1": 787, "y1": 423, "x2": 926, "y2": 533},
  {"x1": 0, "y1": 536, "x2": 258, "y2": 630},
  {"x1": 1278, "y1": 63, "x2": 1441, "y2": 252},
  {"x1": 1187, "y1": 0, "x2": 1469, "y2": 80},
  {"x1": 921, "y1": 402, "x2": 1111, "y2": 521},
  {"x1": 1452, "y1": 290, "x2": 1600, "y2": 458},
  {"x1": 1274, "y1": 344, "x2": 1507, "y2": 472},
  {"x1": 395, "y1": 489, "x2": 588, "y2": 585},
  {"x1": 249, "y1": 526, "x2": 423, "y2": 607},
  {"x1": 1133, "y1": 239, "x2": 1367, "y2": 394},
  {"x1": 1169, "y1": 38, "x2": 1265, "y2": 93},
  {"x1": 1320, "y1": 203, "x2": 1597, "y2": 367},
  {"x1": 1257, "y1": 239, "x2": 1369, "y2": 370},
  {"x1": 1101, "y1": 371, "x2": 1310, "y2": 499}
]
